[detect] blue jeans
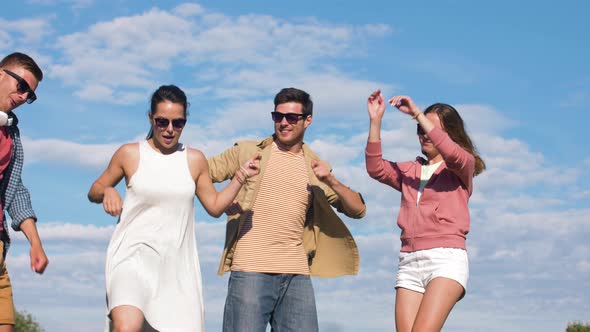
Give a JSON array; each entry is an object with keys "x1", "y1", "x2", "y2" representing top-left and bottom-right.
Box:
[{"x1": 223, "y1": 271, "x2": 319, "y2": 332}]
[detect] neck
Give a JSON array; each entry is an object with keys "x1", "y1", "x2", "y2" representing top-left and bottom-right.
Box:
[
  {"x1": 148, "y1": 138, "x2": 179, "y2": 155},
  {"x1": 274, "y1": 139, "x2": 303, "y2": 154},
  {"x1": 426, "y1": 154, "x2": 443, "y2": 165}
]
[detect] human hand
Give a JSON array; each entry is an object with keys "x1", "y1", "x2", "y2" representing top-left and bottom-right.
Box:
[
  {"x1": 240, "y1": 153, "x2": 262, "y2": 178},
  {"x1": 311, "y1": 160, "x2": 336, "y2": 186},
  {"x1": 367, "y1": 89, "x2": 386, "y2": 121},
  {"x1": 30, "y1": 244, "x2": 48, "y2": 274},
  {"x1": 103, "y1": 187, "x2": 123, "y2": 216},
  {"x1": 388, "y1": 95, "x2": 421, "y2": 117}
]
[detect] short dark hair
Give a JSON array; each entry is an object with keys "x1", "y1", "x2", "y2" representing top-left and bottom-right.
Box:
[
  {"x1": 0, "y1": 52, "x2": 43, "y2": 82},
  {"x1": 273, "y1": 87, "x2": 313, "y2": 116}
]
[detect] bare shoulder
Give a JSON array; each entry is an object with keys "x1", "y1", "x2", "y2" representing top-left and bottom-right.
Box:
[
  {"x1": 187, "y1": 147, "x2": 208, "y2": 178},
  {"x1": 187, "y1": 147, "x2": 206, "y2": 162},
  {"x1": 112, "y1": 142, "x2": 140, "y2": 169}
]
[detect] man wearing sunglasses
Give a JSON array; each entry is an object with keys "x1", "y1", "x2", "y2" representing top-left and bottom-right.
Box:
[
  {"x1": 0, "y1": 52, "x2": 48, "y2": 331},
  {"x1": 208, "y1": 87, "x2": 366, "y2": 331}
]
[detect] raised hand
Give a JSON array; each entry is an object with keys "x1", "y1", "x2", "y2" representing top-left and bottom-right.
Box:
[
  {"x1": 388, "y1": 95, "x2": 421, "y2": 117},
  {"x1": 367, "y1": 89, "x2": 387, "y2": 121}
]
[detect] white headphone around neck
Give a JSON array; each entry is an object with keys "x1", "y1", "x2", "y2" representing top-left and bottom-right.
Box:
[{"x1": 0, "y1": 112, "x2": 12, "y2": 126}]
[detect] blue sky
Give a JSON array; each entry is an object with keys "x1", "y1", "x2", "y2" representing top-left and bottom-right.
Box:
[{"x1": 2, "y1": 0, "x2": 589, "y2": 331}]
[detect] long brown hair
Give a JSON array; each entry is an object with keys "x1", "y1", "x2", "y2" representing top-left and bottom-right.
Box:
[{"x1": 424, "y1": 103, "x2": 486, "y2": 176}]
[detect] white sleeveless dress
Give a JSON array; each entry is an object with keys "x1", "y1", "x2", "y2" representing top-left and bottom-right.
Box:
[{"x1": 105, "y1": 141, "x2": 204, "y2": 331}]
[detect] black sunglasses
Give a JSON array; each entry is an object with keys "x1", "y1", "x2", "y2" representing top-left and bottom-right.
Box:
[
  {"x1": 271, "y1": 111, "x2": 309, "y2": 124},
  {"x1": 154, "y1": 117, "x2": 187, "y2": 130},
  {"x1": 3, "y1": 69, "x2": 36, "y2": 104}
]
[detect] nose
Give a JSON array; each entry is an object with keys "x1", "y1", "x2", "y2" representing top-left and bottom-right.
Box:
[
  {"x1": 165, "y1": 122, "x2": 174, "y2": 132},
  {"x1": 16, "y1": 91, "x2": 27, "y2": 102},
  {"x1": 280, "y1": 116, "x2": 290, "y2": 125}
]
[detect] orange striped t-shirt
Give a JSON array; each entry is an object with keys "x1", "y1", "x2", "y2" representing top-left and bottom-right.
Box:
[{"x1": 231, "y1": 142, "x2": 311, "y2": 274}]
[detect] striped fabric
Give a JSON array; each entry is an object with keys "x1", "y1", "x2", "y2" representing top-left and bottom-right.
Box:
[
  {"x1": 231, "y1": 142, "x2": 311, "y2": 274},
  {"x1": 0, "y1": 113, "x2": 37, "y2": 259}
]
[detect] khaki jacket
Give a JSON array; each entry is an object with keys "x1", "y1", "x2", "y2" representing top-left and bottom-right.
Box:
[{"x1": 208, "y1": 136, "x2": 366, "y2": 277}]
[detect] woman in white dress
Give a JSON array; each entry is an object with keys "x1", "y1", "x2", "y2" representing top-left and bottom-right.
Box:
[{"x1": 88, "y1": 85, "x2": 260, "y2": 332}]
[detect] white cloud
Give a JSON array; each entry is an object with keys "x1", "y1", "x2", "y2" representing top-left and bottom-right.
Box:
[
  {"x1": 457, "y1": 104, "x2": 516, "y2": 133},
  {"x1": 0, "y1": 17, "x2": 53, "y2": 46},
  {"x1": 22, "y1": 137, "x2": 119, "y2": 168},
  {"x1": 49, "y1": 6, "x2": 393, "y2": 103},
  {"x1": 173, "y1": 3, "x2": 204, "y2": 17}
]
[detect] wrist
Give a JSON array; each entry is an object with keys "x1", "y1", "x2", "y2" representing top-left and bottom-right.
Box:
[
  {"x1": 369, "y1": 118, "x2": 383, "y2": 125},
  {"x1": 411, "y1": 112, "x2": 422, "y2": 120}
]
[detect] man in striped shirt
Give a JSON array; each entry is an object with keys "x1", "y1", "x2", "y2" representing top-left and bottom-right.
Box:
[
  {"x1": 209, "y1": 87, "x2": 366, "y2": 332},
  {"x1": 0, "y1": 52, "x2": 49, "y2": 331}
]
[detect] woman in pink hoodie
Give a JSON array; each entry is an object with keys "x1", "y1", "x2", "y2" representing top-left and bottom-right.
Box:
[{"x1": 365, "y1": 90, "x2": 485, "y2": 332}]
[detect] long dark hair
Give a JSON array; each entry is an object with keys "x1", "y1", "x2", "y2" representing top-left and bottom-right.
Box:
[
  {"x1": 424, "y1": 103, "x2": 486, "y2": 176},
  {"x1": 146, "y1": 85, "x2": 189, "y2": 139}
]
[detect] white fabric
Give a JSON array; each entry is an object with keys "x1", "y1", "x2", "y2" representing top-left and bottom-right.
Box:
[
  {"x1": 105, "y1": 140, "x2": 203, "y2": 331},
  {"x1": 416, "y1": 160, "x2": 443, "y2": 205},
  {"x1": 396, "y1": 247, "x2": 469, "y2": 293}
]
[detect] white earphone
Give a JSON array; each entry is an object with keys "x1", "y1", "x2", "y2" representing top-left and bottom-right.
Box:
[{"x1": 0, "y1": 112, "x2": 12, "y2": 126}]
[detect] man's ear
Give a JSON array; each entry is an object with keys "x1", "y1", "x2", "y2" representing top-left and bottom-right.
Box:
[{"x1": 304, "y1": 115, "x2": 312, "y2": 128}]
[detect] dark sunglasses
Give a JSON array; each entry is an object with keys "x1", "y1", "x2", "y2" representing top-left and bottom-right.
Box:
[
  {"x1": 3, "y1": 69, "x2": 37, "y2": 104},
  {"x1": 154, "y1": 117, "x2": 187, "y2": 130},
  {"x1": 271, "y1": 111, "x2": 309, "y2": 124},
  {"x1": 416, "y1": 124, "x2": 426, "y2": 136}
]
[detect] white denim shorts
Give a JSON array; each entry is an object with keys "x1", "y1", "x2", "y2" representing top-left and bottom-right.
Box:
[{"x1": 396, "y1": 247, "x2": 469, "y2": 295}]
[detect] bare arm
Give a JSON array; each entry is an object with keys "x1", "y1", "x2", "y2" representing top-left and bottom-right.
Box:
[
  {"x1": 311, "y1": 160, "x2": 366, "y2": 218},
  {"x1": 88, "y1": 144, "x2": 136, "y2": 216},
  {"x1": 192, "y1": 149, "x2": 261, "y2": 217},
  {"x1": 20, "y1": 218, "x2": 48, "y2": 274}
]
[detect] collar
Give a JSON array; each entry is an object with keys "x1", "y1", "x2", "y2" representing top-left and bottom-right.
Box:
[
  {"x1": 255, "y1": 134, "x2": 319, "y2": 161},
  {"x1": 6, "y1": 112, "x2": 17, "y2": 127}
]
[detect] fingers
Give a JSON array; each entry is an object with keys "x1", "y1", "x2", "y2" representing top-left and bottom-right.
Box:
[
  {"x1": 244, "y1": 153, "x2": 262, "y2": 175},
  {"x1": 33, "y1": 257, "x2": 49, "y2": 274},
  {"x1": 368, "y1": 90, "x2": 384, "y2": 104},
  {"x1": 368, "y1": 89, "x2": 381, "y2": 101},
  {"x1": 103, "y1": 199, "x2": 122, "y2": 216},
  {"x1": 388, "y1": 96, "x2": 404, "y2": 107},
  {"x1": 30, "y1": 249, "x2": 49, "y2": 274}
]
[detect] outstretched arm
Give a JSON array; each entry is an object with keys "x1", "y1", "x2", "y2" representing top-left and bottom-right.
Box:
[
  {"x1": 87, "y1": 144, "x2": 133, "y2": 216},
  {"x1": 193, "y1": 149, "x2": 260, "y2": 217}
]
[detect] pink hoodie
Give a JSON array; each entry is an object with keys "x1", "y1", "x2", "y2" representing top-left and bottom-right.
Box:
[{"x1": 365, "y1": 127, "x2": 475, "y2": 252}]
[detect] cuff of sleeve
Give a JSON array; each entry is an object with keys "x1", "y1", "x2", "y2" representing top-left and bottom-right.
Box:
[
  {"x1": 11, "y1": 213, "x2": 37, "y2": 231},
  {"x1": 365, "y1": 140, "x2": 383, "y2": 156}
]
